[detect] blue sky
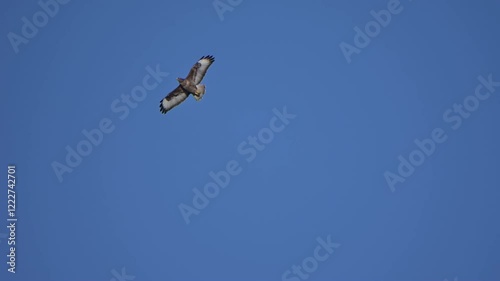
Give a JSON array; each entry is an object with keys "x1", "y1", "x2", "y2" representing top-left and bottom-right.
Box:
[{"x1": 1, "y1": 0, "x2": 500, "y2": 280}]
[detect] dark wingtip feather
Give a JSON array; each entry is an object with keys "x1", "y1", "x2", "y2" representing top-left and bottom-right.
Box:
[
  {"x1": 159, "y1": 101, "x2": 167, "y2": 114},
  {"x1": 200, "y1": 55, "x2": 215, "y2": 63}
]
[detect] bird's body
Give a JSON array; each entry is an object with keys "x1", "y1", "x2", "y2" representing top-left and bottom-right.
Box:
[
  {"x1": 160, "y1": 55, "x2": 215, "y2": 114},
  {"x1": 177, "y1": 78, "x2": 197, "y2": 93}
]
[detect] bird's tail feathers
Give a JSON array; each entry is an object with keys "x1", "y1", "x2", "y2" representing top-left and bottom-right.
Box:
[
  {"x1": 197, "y1": 84, "x2": 206, "y2": 95},
  {"x1": 193, "y1": 84, "x2": 206, "y2": 101}
]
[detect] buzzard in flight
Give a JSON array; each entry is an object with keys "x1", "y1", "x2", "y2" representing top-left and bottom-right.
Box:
[{"x1": 159, "y1": 55, "x2": 215, "y2": 114}]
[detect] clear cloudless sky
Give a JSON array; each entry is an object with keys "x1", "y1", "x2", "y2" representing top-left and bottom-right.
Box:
[{"x1": 1, "y1": 0, "x2": 500, "y2": 280}]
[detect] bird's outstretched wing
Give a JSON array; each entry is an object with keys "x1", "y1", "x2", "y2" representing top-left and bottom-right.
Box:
[
  {"x1": 159, "y1": 86, "x2": 189, "y2": 114},
  {"x1": 185, "y1": 55, "x2": 215, "y2": 85}
]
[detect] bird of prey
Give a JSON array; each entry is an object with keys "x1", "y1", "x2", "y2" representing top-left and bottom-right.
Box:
[{"x1": 159, "y1": 55, "x2": 215, "y2": 114}]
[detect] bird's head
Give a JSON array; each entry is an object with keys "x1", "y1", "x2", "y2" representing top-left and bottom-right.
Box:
[{"x1": 176, "y1": 77, "x2": 184, "y2": 83}]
